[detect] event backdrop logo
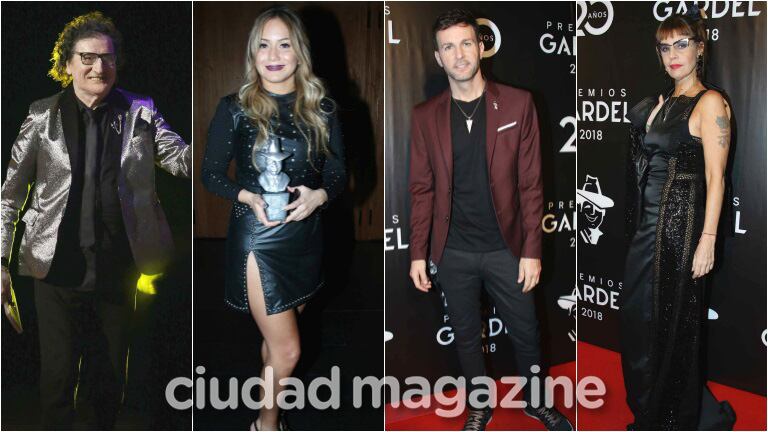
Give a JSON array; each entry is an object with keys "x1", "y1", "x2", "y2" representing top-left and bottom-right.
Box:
[
  {"x1": 477, "y1": 18, "x2": 501, "y2": 58},
  {"x1": 557, "y1": 287, "x2": 578, "y2": 342},
  {"x1": 652, "y1": 1, "x2": 762, "y2": 21},
  {"x1": 577, "y1": 175, "x2": 614, "y2": 245},
  {"x1": 559, "y1": 116, "x2": 577, "y2": 153},
  {"x1": 732, "y1": 196, "x2": 749, "y2": 235},
  {"x1": 384, "y1": 214, "x2": 409, "y2": 252},
  {"x1": 576, "y1": 0, "x2": 614, "y2": 37},
  {"x1": 578, "y1": 272, "x2": 622, "y2": 322},
  {"x1": 539, "y1": 17, "x2": 575, "y2": 57},
  {"x1": 384, "y1": 5, "x2": 400, "y2": 45},
  {"x1": 542, "y1": 200, "x2": 576, "y2": 239}
]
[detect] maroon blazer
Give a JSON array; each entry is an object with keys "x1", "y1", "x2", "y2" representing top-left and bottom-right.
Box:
[{"x1": 408, "y1": 81, "x2": 543, "y2": 264}]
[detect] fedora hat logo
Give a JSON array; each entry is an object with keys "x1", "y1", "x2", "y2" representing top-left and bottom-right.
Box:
[{"x1": 577, "y1": 175, "x2": 614, "y2": 209}]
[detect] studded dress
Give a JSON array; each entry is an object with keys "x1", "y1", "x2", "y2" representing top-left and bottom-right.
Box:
[
  {"x1": 622, "y1": 89, "x2": 734, "y2": 430},
  {"x1": 201, "y1": 92, "x2": 345, "y2": 315}
]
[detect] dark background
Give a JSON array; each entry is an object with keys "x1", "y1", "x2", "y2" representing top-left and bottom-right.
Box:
[
  {"x1": 1, "y1": 2, "x2": 192, "y2": 429},
  {"x1": 193, "y1": 2, "x2": 383, "y2": 430},
  {"x1": 194, "y1": 1, "x2": 384, "y2": 241},
  {"x1": 384, "y1": 1, "x2": 576, "y2": 400},
  {"x1": 577, "y1": 0, "x2": 766, "y2": 396}
]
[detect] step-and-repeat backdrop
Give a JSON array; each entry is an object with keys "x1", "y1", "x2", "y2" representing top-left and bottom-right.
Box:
[
  {"x1": 577, "y1": 0, "x2": 766, "y2": 395},
  {"x1": 384, "y1": 2, "x2": 576, "y2": 400}
]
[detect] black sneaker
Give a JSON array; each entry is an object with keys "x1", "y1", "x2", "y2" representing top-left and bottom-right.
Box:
[
  {"x1": 523, "y1": 405, "x2": 573, "y2": 431},
  {"x1": 463, "y1": 407, "x2": 493, "y2": 431}
]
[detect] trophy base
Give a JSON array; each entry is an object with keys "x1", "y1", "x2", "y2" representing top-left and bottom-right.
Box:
[{"x1": 263, "y1": 192, "x2": 290, "y2": 222}]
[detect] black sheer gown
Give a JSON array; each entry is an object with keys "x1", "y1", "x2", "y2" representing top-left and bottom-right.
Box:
[
  {"x1": 622, "y1": 89, "x2": 735, "y2": 430},
  {"x1": 201, "y1": 92, "x2": 345, "y2": 315}
]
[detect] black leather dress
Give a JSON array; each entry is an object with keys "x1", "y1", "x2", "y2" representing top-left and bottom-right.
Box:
[
  {"x1": 623, "y1": 89, "x2": 734, "y2": 430},
  {"x1": 201, "y1": 92, "x2": 345, "y2": 315}
]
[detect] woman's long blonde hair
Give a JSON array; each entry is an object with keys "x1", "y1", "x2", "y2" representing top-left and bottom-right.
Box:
[{"x1": 239, "y1": 6, "x2": 332, "y2": 162}]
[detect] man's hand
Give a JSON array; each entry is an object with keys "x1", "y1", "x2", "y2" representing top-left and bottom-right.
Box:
[
  {"x1": 518, "y1": 258, "x2": 541, "y2": 293},
  {"x1": 409, "y1": 259, "x2": 432, "y2": 292},
  {"x1": 1, "y1": 266, "x2": 11, "y2": 304}
]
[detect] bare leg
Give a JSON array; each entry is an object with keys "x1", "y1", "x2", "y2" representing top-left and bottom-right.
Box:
[
  {"x1": 259, "y1": 304, "x2": 305, "y2": 365},
  {"x1": 247, "y1": 253, "x2": 301, "y2": 431}
]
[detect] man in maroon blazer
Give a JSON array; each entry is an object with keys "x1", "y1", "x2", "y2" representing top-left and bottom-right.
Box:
[{"x1": 408, "y1": 9, "x2": 571, "y2": 431}]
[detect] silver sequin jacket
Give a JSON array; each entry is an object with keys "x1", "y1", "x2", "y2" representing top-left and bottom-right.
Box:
[{"x1": 1, "y1": 88, "x2": 190, "y2": 278}]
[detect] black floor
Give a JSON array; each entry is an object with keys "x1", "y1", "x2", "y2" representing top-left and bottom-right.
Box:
[
  {"x1": 1, "y1": 252, "x2": 193, "y2": 430},
  {"x1": 192, "y1": 238, "x2": 384, "y2": 431}
]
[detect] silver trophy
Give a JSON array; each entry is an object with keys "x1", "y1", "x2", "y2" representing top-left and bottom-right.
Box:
[{"x1": 252, "y1": 136, "x2": 291, "y2": 222}]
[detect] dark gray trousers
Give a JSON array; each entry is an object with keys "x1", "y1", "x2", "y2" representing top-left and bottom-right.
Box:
[{"x1": 438, "y1": 247, "x2": 542, "y2": 408}]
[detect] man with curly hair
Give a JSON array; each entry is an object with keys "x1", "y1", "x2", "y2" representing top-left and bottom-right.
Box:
[{"x1": 0, "y1": 11, "x2": 190, "y2": 429}]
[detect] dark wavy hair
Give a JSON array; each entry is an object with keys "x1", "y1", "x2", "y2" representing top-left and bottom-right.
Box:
[
  {"x1": 655, "y1": 6, "x2": 708, "y2": 78},
  {"x1": 48, "y1": 11, "x2": 123, "y2": 87},
  {"x1": 432, "y1": 8, "x2": 479, "y2": 51}
]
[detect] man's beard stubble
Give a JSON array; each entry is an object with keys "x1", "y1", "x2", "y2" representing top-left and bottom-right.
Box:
[{"x1": 445, "y1": 60, "x2": 480, "y2": 83}]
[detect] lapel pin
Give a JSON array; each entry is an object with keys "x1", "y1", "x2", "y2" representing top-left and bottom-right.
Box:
[
  {"x1": 493, "y1": 101, "x2": 498, "y2": 110},
  {"x1": 111, "y1": 114, "x2": 123, "y2": 135}
]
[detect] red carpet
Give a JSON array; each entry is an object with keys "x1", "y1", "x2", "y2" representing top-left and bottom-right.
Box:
[
  {"x1": 577, "y1": 341, "x2": 766, "y2": 431},
  {"x1": 385, "y1": 362, "x2": 576, "y2": 430}
]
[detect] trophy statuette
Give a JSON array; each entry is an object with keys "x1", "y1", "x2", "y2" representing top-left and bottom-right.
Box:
[{"x1": 252, "y1": 136, "x2": 292, "y2": 222}]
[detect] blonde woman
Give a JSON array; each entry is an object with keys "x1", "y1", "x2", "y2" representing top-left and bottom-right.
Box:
[{"x1": 201, "y1": 5, "x2": 345, "y2": 430}]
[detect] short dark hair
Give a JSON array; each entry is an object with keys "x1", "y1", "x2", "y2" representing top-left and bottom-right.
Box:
[
  {"x1": 655, "y1": 8, "x2": 708, "y2": 77},
  {"x1": 48, "y1": 11, "x2": 124, "y2": 87},
  {"x1": 432, "y1": 9, "x2": 479, "y2": 50}
]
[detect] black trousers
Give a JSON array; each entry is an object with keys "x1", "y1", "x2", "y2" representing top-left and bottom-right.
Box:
[
  {"x1": 438, "y1": 247, "x2": 542, "y2": 408},
  {"x1": 35, "y1": 250, "x2": 132, "y2": 430}
]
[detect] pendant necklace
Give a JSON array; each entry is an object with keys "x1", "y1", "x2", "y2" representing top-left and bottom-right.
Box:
[
  {"x1": 662, "y1": 95, "x2": 683, "y2": 123},
  {"x1": 453, "y1": 88, "x2": 485, "y2": 133},
  {"x1": 663, "y1": 82, "x2": 695, "y2": 122}
]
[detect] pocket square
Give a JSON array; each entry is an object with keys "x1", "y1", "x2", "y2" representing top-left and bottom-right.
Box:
[{"x1": 497, "y1": 121, "x2": 517, "y2": 132}]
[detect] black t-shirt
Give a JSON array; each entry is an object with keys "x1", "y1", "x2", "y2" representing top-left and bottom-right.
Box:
[{"x1": 445, "y1": 94, "x2": 506, "y2": 252}]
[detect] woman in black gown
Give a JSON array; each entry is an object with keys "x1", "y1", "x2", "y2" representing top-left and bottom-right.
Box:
[
  {"x1": 200, "y1": 6, "x2": 345, "y2": 431},
  {"x1": 622, "y1": 7, "x2": 736, "y2": 430}
]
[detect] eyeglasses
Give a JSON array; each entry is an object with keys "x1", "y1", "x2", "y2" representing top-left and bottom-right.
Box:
[
  {"x1": 656, "y1": 38, "x2": 698, "y2": 55},
  {"x1": 74, "y1": 52, "x2": 117, "y2": 66}
]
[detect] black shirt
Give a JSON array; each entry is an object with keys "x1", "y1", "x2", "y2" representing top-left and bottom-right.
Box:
[
  {"x1": 46, "y1": 89, "x2": 133, "y2": 289},
  {"x1": 75, "y1": 96, "x2": 125, "y2": 250},
  {"x1": 445, "y1": 94, "x2": 506, "y2": 252}
]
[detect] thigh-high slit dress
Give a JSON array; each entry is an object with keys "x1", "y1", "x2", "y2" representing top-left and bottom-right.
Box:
[{"x1": 201, "y1": 92, "x2": 345, "y2": 315}]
